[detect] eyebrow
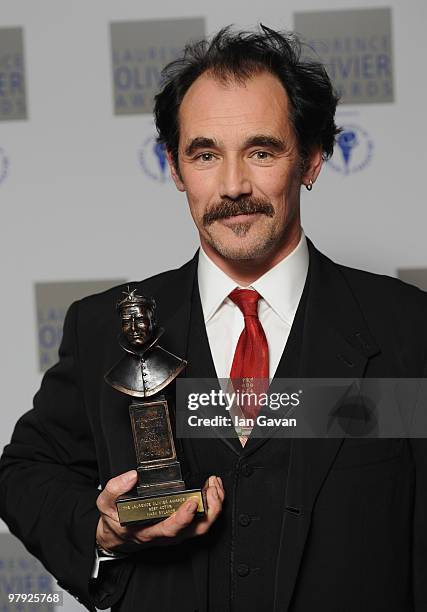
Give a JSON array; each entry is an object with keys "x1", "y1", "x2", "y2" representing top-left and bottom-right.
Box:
[
  {"x1": 184, "y1": 137, "x2": 218, "y2": 157},
  {"x1": 244, "y1": 135, "x2": 287, "y2": 151},
  {"x1": 183, "y1": 134, "x2": 287, "y2": 157}
]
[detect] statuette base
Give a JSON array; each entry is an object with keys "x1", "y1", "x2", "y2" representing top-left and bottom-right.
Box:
[{"x1": 117, "y1": 487, "x2": 206, "y2": 526}]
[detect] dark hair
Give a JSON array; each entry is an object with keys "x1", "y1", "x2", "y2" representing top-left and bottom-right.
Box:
[{"x1": 154, "y1": 24, "x2": 340, "y2": 170}]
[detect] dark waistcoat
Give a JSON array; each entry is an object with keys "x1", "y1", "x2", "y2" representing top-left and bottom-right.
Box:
[{"x1": 179, "y1": 273, "x2": 310, "y2": 612}]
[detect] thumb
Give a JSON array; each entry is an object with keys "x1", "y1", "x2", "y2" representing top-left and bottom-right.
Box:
[{"x1": 98, "y1": 470, "x2": 138, "y2": 511}]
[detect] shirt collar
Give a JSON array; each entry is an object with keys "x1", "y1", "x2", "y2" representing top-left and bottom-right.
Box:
[{"x1": 197, "y1": 231, "x2": 309, "y2": 325}]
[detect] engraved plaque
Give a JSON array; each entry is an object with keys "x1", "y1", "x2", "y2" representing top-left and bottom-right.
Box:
[
  {"x1": 130, "y1": 401, "x2": 174, "y2": 463},
  {"x1": 118, "y1": 490, "x2": 205, "y2": 525}
]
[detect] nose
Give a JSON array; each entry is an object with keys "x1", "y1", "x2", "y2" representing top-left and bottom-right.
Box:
[
  {"x1": 130, "y1": 317, "x2": 137, "y2": 332},
  {"x1": 218, "y1": 156, "x2": 252, "y2": 200}
]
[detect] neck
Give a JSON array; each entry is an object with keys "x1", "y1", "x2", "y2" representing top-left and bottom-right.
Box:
[{"x1": 200, "y1": 225, "x2": 302, "y2": 286}]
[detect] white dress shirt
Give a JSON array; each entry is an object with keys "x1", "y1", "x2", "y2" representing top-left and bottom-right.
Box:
[{"x1": 197, "y1": 232, "x2": 309, "y2": 380}]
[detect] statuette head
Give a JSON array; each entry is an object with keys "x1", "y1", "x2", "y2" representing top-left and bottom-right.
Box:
[{"x1": 117, "y1": 288, "x2": 157, "y2": 347}]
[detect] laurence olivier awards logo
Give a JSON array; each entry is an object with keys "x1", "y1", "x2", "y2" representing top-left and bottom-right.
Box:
[
  {"x1": 0, "y1": 147, "x2": 9, "y2": 184},
  {"x1": 397, "y1": 269, "x2": 427, "y2": 293},
  {"x1": 35, "y1": 279, "x2": 125, "y2": 373},
  {"x1": 138, "y1": 135, "x2": 169, "y2": 183},
  {"x1": 0, "y1": 534, "x2": 54, "y2": 611},
  {"x1": 294, "y1": 8, "x2": 394, "y2": 104},
  {"x1": 328, "y1": 124, "x2": 374, "y2": 175},
  {"x1": 110, "y1": 18, "x2": 205, "y2": 115},
  {"x1": 0, "y1": 27, "x2": 28, "y2": 120}
]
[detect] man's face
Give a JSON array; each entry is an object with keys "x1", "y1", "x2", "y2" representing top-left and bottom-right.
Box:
[
  {"x1": 120, "y1": 305, "x2": 152, "y2": 346},
  {"x1": 169, "y1": 70, "x2": 322, "y2": 262}
]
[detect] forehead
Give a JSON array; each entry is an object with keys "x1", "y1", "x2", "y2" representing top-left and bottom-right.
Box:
[
  {"x1": 178, "y1": 71, "x2": 293, "y2": 144},
  {"x1": 121, "y1": 305, "x2": 145, "y2": 317}
]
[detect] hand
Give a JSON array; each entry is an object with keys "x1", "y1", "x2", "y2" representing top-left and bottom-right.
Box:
[{"x1": 96, "y1": 470, "x2": 224, "y2": 554}]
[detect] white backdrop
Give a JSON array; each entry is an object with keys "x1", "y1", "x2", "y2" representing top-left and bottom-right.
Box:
[{"x1": 1, "y1": 0, "x2": 426, "y2": 609}]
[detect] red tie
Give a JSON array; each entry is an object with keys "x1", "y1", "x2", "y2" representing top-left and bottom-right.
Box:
[{"x1": 229, "y1": 288, "x2": 269, "y2": 421}]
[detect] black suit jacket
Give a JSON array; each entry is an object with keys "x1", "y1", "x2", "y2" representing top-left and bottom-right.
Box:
[{"x1": 1, "y1": 239, "x2": 427, "y2": 611}]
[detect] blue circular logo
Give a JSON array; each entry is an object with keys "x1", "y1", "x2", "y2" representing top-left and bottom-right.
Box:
[
  {"x1": 0, "y1": 148, "x2": 9, "y2": 184},
  {"x1": 328, "y1": 124, "x2": 374, "y2": 175},
  {"x1": 138, "y1": 136, "x2": 170, "y2": 183}
]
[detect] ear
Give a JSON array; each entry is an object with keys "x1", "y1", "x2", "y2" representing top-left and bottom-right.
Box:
[
  {"x1": 302, "y1": 147, "x2": 323, "y2": 189},
  {"x1": 166, "y1": 150, "x2": 186, "y2": 192}
]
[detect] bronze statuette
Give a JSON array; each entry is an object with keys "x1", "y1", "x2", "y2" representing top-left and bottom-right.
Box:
[{"x1": 105, "y1": 288, "x2": 206, "y2": 525}]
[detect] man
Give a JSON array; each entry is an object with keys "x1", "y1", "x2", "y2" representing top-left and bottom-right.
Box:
[{"x1": 1, "y1": 24, "x2": 427, "y2": 612}]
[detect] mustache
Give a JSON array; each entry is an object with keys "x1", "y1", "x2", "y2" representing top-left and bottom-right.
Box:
[{"x1": 203, "y1": 198, "x2": 275, "y2": 226}]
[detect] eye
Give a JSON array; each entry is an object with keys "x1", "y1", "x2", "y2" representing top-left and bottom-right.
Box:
[
  {"x1": 251, "y1": 150, "x2": 272, "y2": 161},
  {"x1": 196, "y1": 152, "x2": 216, "y2": 162}
]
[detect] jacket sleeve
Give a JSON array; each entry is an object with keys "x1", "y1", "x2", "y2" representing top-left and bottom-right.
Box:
[{"x1": 0, "y1": 300, "x2": 130, "y2": 610}]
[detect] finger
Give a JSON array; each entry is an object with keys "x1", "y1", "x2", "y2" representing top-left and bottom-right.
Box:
[
  {"x1": 202, "y1": 475, "x2": 216, "y2": 491},
  {"x1": 202, "y1": 476, "x2": 224, "y2": 503},
  {"x1": 206, "y1": 484, "x2": 222, "y2": 519},
  {"x1": 133, "y1": 498, "x2": 199, "y2": 543},
  {"x1": 99, "y1": 511, "x2": 158, "y2": 554},
  {"x1": 214, "y1": 477, "x2": 225, "y2": 503},
  {"x1": 97, "y1": 470, "x2": 137, "y2": 517},
  {"x1": 96, "y1": 514, "x2": 129, "y2": 550},
  {"x1": 216, "y1": 485, "x2": 225, "y2": 503},
  {"x1": 193, "y1": 486, "x2": 223, "y2": 536},
  {"x1": 101, "y1": 512, "x2": 134, "y2": 540},
  {"x1": 208, "y1": 475, "x2": 224, "y2": 493}
]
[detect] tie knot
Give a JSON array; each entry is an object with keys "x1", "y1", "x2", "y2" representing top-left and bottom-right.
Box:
[{"x1": 229, "y1": 288, "x2": 261, "y2": 317}]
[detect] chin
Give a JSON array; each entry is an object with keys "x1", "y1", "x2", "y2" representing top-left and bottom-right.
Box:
[
  {"x1": 209, "y1": 235, "x2": 277, "y2": 262},
  {"x1": 128, "y1": 337, "x2": 146, "y2": 345},
  {"x1": 204, "y1": 219, "x2": 280, "y2": 259}
]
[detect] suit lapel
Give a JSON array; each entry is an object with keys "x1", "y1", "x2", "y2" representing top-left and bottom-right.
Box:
[
  {"x1": 273, "y1": 239, "x2": 380, "y2": 611},
  {"x1": 149, "y1": 253, "x2": 199, "y2": 360}
]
